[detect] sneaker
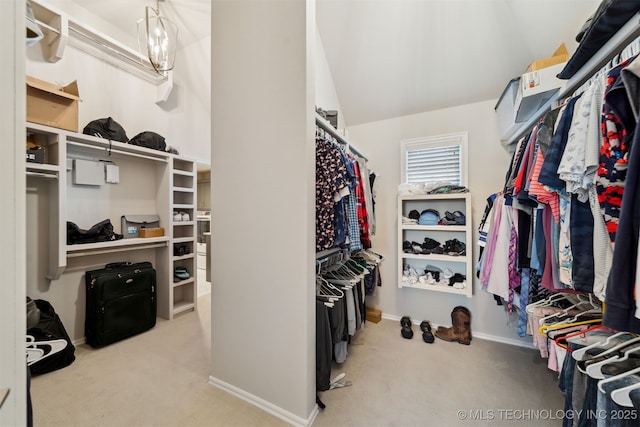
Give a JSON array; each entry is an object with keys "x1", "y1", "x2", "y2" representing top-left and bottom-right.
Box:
[
  {"x1": 422, "y1": 237, "x2": 441, "y2": 250},
  {"x1": 181, "y1": 212, "x2": 191, "y2": 221},
  {"x1": 444, "y1": 239, "x2": 466, "y2": 256},
  {"x1": 442, "y1": 210, "x2": 466, "y2": 225},
  {"x1": 448, "y1": 273, "x2": 466, "y2": 287},
  {"x1": 173, "y1": 211, "x2": 182, "y2": 222},
  {"x1": 442, "y1": 268, "x2": 454, "y2": 280},
  {"x1": 174, "y1": 266, "x2": 190, "y2": 280},
  {"x1": 453, "y1": 280, "x2": 466, "y2": 289}
]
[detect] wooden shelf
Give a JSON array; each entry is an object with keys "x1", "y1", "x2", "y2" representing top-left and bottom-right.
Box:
[
  {"x1": 173, "y1": 301, "x2": 195, "y2": 315},
  {"x1": 172, "y1": 221, "x2": 195, "y2": 226},
  {"x1": 173, "y1": 169, "x2": 194, "y2": 177},
  {"x1": 173, "y1": 186, "x2": 194, "y2": 193},
  {"x1": 401, "y1": 281, "x2": 470, "y2": 295},
  {"x1": 66, "y1": 237, "x2": 170, "y2": 257},
  {"x1": 400, "y1": 253, "x2": 469, "y2": 263},
  {"x1": 401, "y1": 224, "x2": 466, "y2": 232},
  {"x1": 172, "y1": 277, "x2": 195, "y2": 288},
  {"x1": 173, "y1": 204, "x2": 194, "y2": 209},
  {"x1": 173, "y1": 253, "x2": 195, "y2": 261}
]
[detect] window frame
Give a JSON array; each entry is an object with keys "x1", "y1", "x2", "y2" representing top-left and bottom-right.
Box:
[{"x1": 400, "y1": 131, "x2": 468, "y2": 187}]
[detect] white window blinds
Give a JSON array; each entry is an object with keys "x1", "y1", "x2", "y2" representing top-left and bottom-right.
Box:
[
  {"x1": 401, "y1": 132, "x2": 468, "y2": 186},
  {"x1": 406, "y1": 145, "x2": 461, "y2": 185}
]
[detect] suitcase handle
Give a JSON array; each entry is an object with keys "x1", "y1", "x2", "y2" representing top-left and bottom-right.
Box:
[{"x1": 105, "y1": 262, "x2": 133, "y2": 269}]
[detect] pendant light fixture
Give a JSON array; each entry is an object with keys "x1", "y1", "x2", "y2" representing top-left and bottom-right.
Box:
[{"x1": 137, "y1": 0, "x2": 178, "y2": 76}]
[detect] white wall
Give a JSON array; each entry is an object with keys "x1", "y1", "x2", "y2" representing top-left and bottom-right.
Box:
[
  {"x1": 209, "y1": 0, "x2": 316, "y2": 424},
  {"x1": 0, "y1": 1, "x2": 27, "y2": 424},
  {"x1": 347, "y1": 100, "x2": 530, "y2": 345},
  {"x1": 315, "y1": 28, "x2": 346, "y2": 128}
]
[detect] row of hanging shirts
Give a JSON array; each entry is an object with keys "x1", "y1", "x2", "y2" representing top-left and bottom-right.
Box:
[{"x1": 477, "y1": 33, "x2": 640, "y2": 339}]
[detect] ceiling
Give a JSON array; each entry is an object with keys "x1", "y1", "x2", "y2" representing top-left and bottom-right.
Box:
[{"x1": 71, "y1": 0, "x2": 602, "y2": 126}]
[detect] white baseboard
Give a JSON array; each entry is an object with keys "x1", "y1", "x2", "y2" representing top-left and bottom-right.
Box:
[
  {"x1": 208, "y1": 376, "x2": 318, "y2": 427},
  {"x1": 381, "y1": 313, "x2": 535, "y2": 349}
]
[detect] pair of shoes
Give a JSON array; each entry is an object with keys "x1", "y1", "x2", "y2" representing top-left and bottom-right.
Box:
[
  {"x1": 448, "y1": 273, "x2": 466, "y2": 287},
  {"x1": 452, "y1": 280, "x2": 466, "y2": 290},
  {"x1": 418, "y1": 272, "x2": 436, "y2": 285},
  {"x1": 443, "y1": 239, "x2": 466, "y2": 256},
  {"x1": 422, "y1": 237, "x2": 444, "y2": 254},
  {"x1": 173, "y1": 211, "x2": 190, "y2": 222},
  {"x1": 442, "y1": 210, "x2": 466, "y2": 225},
  {"x1": 400, "y1": 316, "x2": 413, "y2": 339},
  {"x1": 173, "y1": 244, "x2": 191, "y2": 256},
  {"x1": 174, "y1": 266, "x2": 190, "y2": 281},
  {"x1": 435, "y1": 306, "x2": 472, "y2": 345},
  {"x1": 420, "y1": 321, "x2": 435, "y2": 343},
  {"x1": 402, "y1": 241, "x2": 424, "y2": 254},
  {"x1": 424, "y1": 265, "x2": 442, "y2": 281}
]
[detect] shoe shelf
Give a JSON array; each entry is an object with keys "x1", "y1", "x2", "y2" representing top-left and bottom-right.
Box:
[
  {"x1": 401, "y1": 253, "x2": 469, "y2": 263},
  {"x1": 401, "y1": 224, "x2": 466, "y2": 232},
  {"x1": 398, "y1": 193, "x2": 473, "y2": 298},
  {"x1": 161, "y1": 156, "x2": 198, "y2": 319},
  {"x1": 401, "y1": 280, "x2": 470, "y2": 296}
]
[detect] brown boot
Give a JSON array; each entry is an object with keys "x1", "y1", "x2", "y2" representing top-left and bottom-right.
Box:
[{"x1": 435, "y1": 306, "x2": 471, "y2": 345}]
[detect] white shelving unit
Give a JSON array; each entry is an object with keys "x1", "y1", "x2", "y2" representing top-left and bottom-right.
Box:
[
  {"x1": 26, "y1": 121, "x2": 198, "y2": 321},
  {"x1": 165, "y1": 157, "x2": 198, "y2": 319},
  {"x1": 398, "y1": 193, "x2": 473, "y2": 298}
]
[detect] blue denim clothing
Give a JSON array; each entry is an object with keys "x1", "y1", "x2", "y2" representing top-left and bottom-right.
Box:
[
  {"x1": 597, "y1": 374, "x2": 640, "y2": 427},
  {"x1": 560, "y1": 342, "x2": 581, "y2": 427}
]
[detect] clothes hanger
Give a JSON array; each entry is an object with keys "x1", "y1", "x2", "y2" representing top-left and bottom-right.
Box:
[
  {"x1": 553, "y1": 324, "x2": 608, "y2": 352},
  {"x1": 610, "y1": 376, "x2": 640, "y2": 407},
  {"x1": 563, "y1": 329, "x2": 627, "y2": 358},
  {"x1": 584, "y1": 343, "x2": 640, "y2": 379},
  {"x1": 538, "y1": 318, "x2": 602, "y2": 338},
  {"x1": 538, "y1": 300, "x2": 593, "y2": 326},
  {"x1": 598, "y1": 366, "x2": 640, "y2": 396},
  {"x1": 575, "y1": 336, "x2": 640, "y2": 364},
  {"x1": 526, "y1": 293, "x2": 575, "y2": 315}
]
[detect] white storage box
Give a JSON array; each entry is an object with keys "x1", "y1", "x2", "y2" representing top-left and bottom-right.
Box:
[
  {"x1": 495, "y1": 77, "x2": 521, "y2": 140},
  {"x1": 514, "y1": 62, "x2": 567, "y2": 123}
]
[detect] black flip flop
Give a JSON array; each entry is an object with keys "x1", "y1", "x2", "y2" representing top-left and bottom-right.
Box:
[
  {"x1": 400, "y1": 316, "x2": 414, "y2": 339},
  {"x1": 420, "y1": 320, "x2": 435, "y2": 343}
]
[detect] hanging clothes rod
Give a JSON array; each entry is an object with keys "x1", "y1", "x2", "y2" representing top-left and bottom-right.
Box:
[
  {"x1": 505, "y1": 12, "x2": 640, "y2": 148},
  {"x1": 315, "y1": 114, "x2": 368, "y2": 161}
]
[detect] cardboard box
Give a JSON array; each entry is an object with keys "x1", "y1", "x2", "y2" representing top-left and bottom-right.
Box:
[
  {"x1": 365, "y1": 307, "x2": 382, "y2": 324},
  {"x1": 26, "y1": 76, "x2": 80, "y2": 132},
  {"x1": 514, "y1": 61, "x2": 567, "y2": 123},
  {"x1": 526, "y1": 43, "x2": 569, "y2": 72},
  {"x1": 139, "y1": 227, "x2": 165, "y2": 238}
]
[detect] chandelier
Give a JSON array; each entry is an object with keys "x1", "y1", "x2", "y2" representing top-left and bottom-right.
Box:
[{"x1": 137, "y1": 0, "x2": 178, "y2": 76}]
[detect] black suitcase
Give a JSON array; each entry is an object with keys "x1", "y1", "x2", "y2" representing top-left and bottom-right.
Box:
[{"x1": 85, "y1": 261, "x2": 157, "y2": 348}]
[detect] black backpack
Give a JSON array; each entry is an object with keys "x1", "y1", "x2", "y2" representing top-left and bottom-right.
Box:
[
  {"x1": 83, "y1": 117, "x2": 129, "y2": 142},
  {"x1": 128, "y1": 131, "x2": 167, "y2": 152}
]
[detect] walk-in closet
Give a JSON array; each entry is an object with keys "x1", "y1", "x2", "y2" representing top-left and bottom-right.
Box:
[{"x1": 5, "y1": 1, "x2": 640, "y2": 426}]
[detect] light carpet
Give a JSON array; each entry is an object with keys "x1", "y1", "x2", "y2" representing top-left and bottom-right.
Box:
[{"x1": 31, "y1": 294, "x2": 563, "y2": 426}]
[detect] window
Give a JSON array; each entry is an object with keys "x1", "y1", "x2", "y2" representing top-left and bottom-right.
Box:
[{"x1": 401, "y1": 132, "x2": 468, "y2": 186}]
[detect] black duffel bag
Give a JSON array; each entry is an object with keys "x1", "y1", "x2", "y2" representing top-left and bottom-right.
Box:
[
  {"x1": 67, "y1": 219, "x2": 123, "y2": 245},
  {"x1": 27, "y1": 299, "x2": 76, "y2": 376},
  {"x1": 128, "y1": 131, "x2": 166, "y2": 152}
]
